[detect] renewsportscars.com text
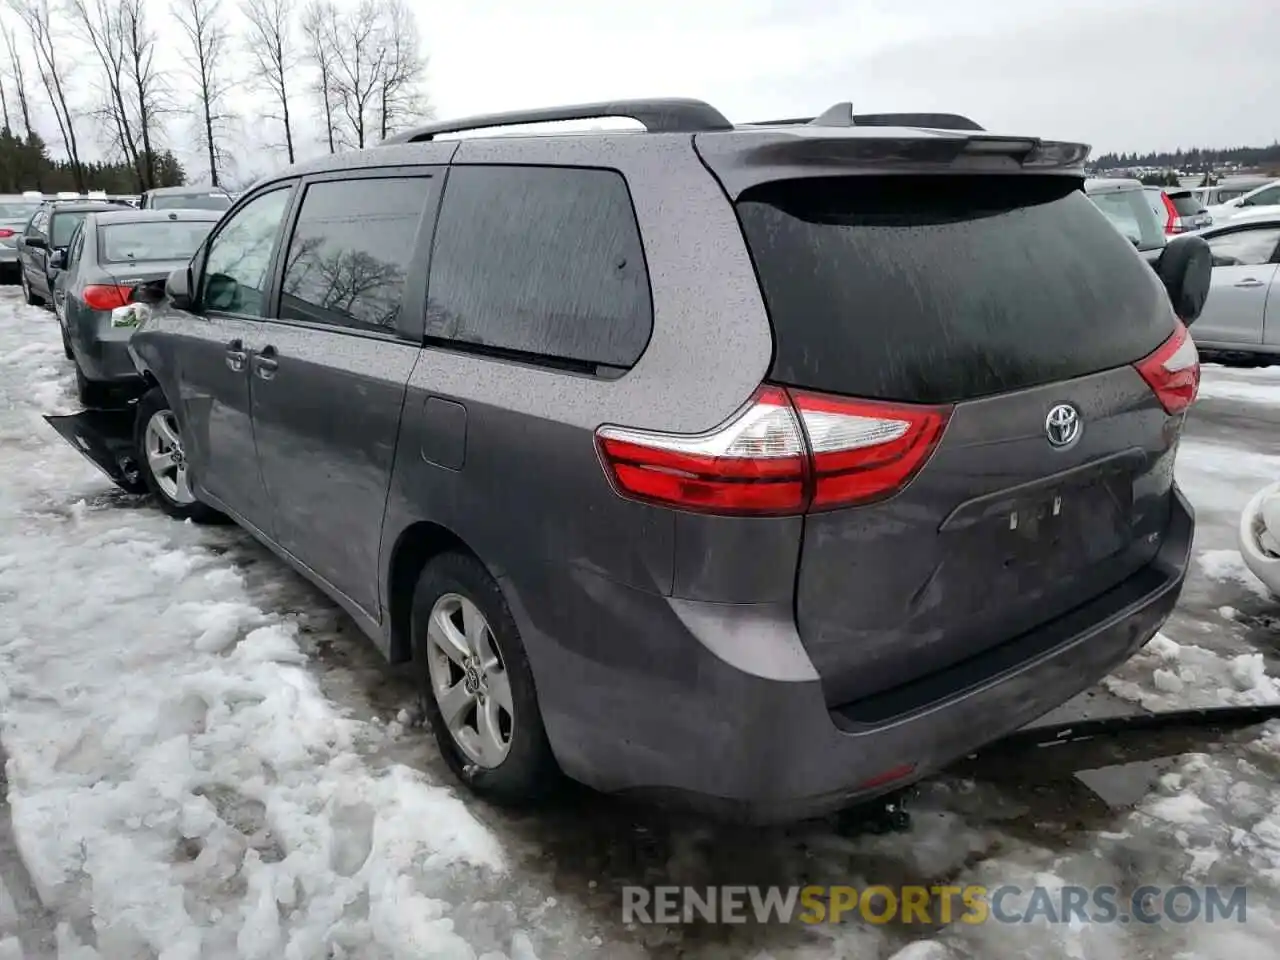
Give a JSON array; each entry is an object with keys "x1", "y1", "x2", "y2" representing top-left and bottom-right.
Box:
[{"x1": 622, "y1": 884, "x2": 1248, "y2": 926}]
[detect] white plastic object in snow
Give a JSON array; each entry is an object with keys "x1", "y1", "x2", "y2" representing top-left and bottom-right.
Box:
[
  {"x1": 1236, "y1": 479, "x2": 1280, "y2": 597},
  {"x1": 109, "y1": 302, "x2": 149, "y2": 328}
]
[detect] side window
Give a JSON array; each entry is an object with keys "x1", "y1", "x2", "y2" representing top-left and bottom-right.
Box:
[
  {"x1": 279, "y1": 176, "x2": 434, "y2": 336},
  {"x1": 1241, "y1": 185, "x2": 1280, "y2": 207},
  {"x1": 1207, "y1": 227, "x2": 1280, "y2": 267},
  {"x1": 67, "y1": 225, "x2": 84, "y2": 267},
  {"x1": 199, "y1": 187, "x2": 292, "y2": 317},
  {"x1": 30, "y1": 209, "x2": 47, "y2": 235},
  {"x1": 426, "y1": 165, "x2": 653, "y2": 370}
]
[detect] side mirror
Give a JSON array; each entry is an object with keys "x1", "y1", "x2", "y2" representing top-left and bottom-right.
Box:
[
  {"x1": 25, "y1": 235, "x2": 46, "y2": 250},
  {"x1": 1154, "y1": 235, "x2": 1212, "y2": 325},
  {"x1": 48, "y1": 248, "x2": 66, "y2": 270},
  {"x1": 166, "y1": 266, "x2": 193, "y2": 310}
]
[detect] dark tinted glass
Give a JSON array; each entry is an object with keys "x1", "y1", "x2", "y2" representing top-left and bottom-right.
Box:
[
  {"x1": 1168, "y1": 193, "x2": 1203, "y2": 216},
  {"x1": 280, "y1": 177, "x2": 433, "y2": 335},
  {"x1": 426, "y1": 165, "x2": 652, "y2": 369},
  {"x1": 738, "y1": 176, "x2": 1174, "y2": 405}
]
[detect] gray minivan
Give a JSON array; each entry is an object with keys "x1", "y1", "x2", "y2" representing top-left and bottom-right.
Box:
[{"x1": 64, "y1": 100, "x2": 1211, "y2": 822}]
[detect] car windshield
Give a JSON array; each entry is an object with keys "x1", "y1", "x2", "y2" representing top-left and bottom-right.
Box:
[
  {"x1": 100, "y1": 220, "x2": 215, "y2": 263},
  {"x1": 1088, "y1": 188, "x2": 1166, "y2": 251},
  {"x1": 1167, "y1": 192, "x2": 1204, "y2": 216},
  {"x1": 0, "y1": 201, "x2": 40, "y2": 219},
  {"x1": 51, "y1": 212, "x2": 91, "y2": 247},
  {"x1": 152, "y1": 193, "x2": 232, "y2": 211}
]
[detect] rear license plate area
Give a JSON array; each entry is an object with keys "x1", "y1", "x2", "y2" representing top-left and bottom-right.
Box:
[
  {"x1": 998, "y1": 474, "x2": 1134, "y2": 573},
  {"x1": 942, "y1": 467, "x2": 1136, "y2": 587}
]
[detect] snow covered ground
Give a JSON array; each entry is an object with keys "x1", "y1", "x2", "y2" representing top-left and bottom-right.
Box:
[{"x1": 2, "y1": 291, "x2": 1280, "y2": 959}]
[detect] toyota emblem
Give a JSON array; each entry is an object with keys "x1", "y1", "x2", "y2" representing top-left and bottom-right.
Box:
[{"x1": 1045, "y1": 404, "x2": 1081, "y2": 448}]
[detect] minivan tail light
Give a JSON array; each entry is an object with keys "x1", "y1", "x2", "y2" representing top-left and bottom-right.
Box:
[
  {"x1": 595, "y1": 386, "x2": 808, "y2": 516},
  {"x1": 1134, "y1": 320, "x2": 1199, "y2": 414},
  {"x1": 790, "y1": 391, "x2": 951, "y2": 510},
  {"x1": 82, "y1": 284, "x2": 134, "y2": 311},
  {"x1": 595, "y1": 386, "x2": 952, "y2": 516}
]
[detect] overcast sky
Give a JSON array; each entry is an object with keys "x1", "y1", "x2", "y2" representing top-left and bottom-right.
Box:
[{"x1": 8, "y1": 0, "x2": 1279, "y2": 184}]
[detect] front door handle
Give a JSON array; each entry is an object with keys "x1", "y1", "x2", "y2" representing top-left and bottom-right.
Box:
[
  {"x1": 225, "y1": 338, "x2": 247, "y2": 371},
  {"x1": 1235, "y1": 278, "x2": 1267, "y2": 288},
  {"x1": 253, "y1": 344, "x2": 278, "y2": 380}
]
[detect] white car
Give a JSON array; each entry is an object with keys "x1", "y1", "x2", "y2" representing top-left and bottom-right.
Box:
[
  {"x1": 1204, "y1": 179, "x2": 1280, "y2": 224},
  {"x1": 1179, "y1": 215, "x2": 1280, "y2": 364}
]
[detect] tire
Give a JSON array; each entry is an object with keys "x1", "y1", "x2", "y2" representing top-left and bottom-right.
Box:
[
  {"x1": 412, "y1": 551, "x2": 559, "y2": 805},
  {"x1": 20, "y1": 270, "x2": 40, "y2": 306},
  {"x1": 61, "y1": 324, "x2": 73, "y2": 360},
  {"x1": 133, "y1": 387, "x2": 223, "y2": 523},
  {"x1": 75, "y1": 366, "x2": 109, "y2": 408}
]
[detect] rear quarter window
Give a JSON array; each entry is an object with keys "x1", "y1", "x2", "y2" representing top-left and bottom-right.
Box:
[
  {"x1": 425, "y1": 165, "x2": 652, "y2": 371},
  {"x1": 737, "y1": 175, "x2": 1174, "y2": 404}
]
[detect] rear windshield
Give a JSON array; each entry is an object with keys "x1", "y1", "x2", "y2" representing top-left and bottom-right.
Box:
[
  {"x1": 1167, "y1": 192, "x2": 1203, "y2": 216},
  {"x1": 738, "y1": 176, "x2": 1173, "y2": 404},
  {"x1": 0, "y1": 201, "x2": 39, "y2": 218},
  {"x1": 151, "y1": 193, "x2": 231, "y2": 211},
  {"x1": 1091, "y1": 188, "x2": 1167, "y2": 251},
  {"x1": 51, "y1": 212, "x2": 89, "y2": 247},
  {"x1": 100, "y1": 220, "x2": 215, "y2": 263}
]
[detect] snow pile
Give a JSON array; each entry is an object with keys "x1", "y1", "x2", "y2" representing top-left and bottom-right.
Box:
[
  {"x1": 1103, "y1": 632, "x2": 1280, "y2": 711},
  {"x1": 0, "y1": 297, "x2": 515, "y2": 958},
  {"x1": 1197, "y1": 549, "x2": 1273, "y2": 600}
]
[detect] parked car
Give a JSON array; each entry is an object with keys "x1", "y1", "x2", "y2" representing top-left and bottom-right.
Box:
[
  {"x1": 138, "y1": 186, "x2": 233, "y2": 212},
  {"x1": 64, "y1": 99, "x2": 1207, "y2": 823},
  {"x1": 1203, "y1": 178, "x2": 1280, "y2": 224},
  {"x1": 51, "y1": 209, "x2": 220, "y2": 405},
  {"x1": 0, "y1": 194, "x2": 46, "y2": 281},
  {"x1": 17, "y1": 200, "x2": 119, "y2": 307},
  {"x1": 1144, "y1": 185, "x2": 1212, "y2": 235},
  {"x1": 1083, "y1": 177, "x2": 1168, "y2": 261},
  {"x1": 1191, "y1": 177, "x2": 1273, "y2": 209},
  {"x1": 1176, "y1": 216, "x2": 1280, "y2": 366}
]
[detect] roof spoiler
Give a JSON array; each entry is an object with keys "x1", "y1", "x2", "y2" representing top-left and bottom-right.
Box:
[{"x1": 748, "y1": 102, "x2": 986, "y2": 132}]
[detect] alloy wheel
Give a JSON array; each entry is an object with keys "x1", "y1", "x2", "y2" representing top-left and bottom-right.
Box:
[{"x1": 425, "y1": 592, "x2": 514, "y2": 768}]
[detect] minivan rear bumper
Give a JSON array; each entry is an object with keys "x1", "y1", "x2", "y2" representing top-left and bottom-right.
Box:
[{"x1": 509, "y1": 487, "x2": 1193, "y2": 824}]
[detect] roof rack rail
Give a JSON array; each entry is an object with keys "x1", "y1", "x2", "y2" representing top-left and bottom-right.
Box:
[
  {"x1": 750, "y1": 103, "x2": 985, "y2": 132},
  {"x1": 382, "y1": 98, "x2": 734, "y2": 144}
]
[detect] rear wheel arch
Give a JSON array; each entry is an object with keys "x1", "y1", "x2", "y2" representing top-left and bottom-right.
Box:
[{"x1": 385, "y1": 521, "x2": 488, "y2": 663}]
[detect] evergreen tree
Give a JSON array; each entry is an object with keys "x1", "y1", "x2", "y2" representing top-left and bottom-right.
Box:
[{"x1": 0, "y1": 133, "x2": 187, "y2": 192}]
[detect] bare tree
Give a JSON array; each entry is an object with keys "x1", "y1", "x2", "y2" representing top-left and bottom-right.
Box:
[
  {"x1": 119, "y1": 0, "x2": 168, "y2": 189},
  {"x1": 300, "y1": 0, "x2": 338, "y2": 153},
  {"x1": 328, "y1": 0, "x2": 383, "y2": 150},
  {"x1": 173, "y1": 0, "x2": 233, "y2": 184},
  {"x1": 69, "y1": 0, "x2": 144, "y2": 189},
  {"x1": 242, "y1": 0, "x2": 297, "y2": 163},
  {"x1": 0, "y1": 65, "x2": 10, "y2": 132},
  {"x1": 374, "y1": 0, "x2": 428, "y2": 140},
  {"x1": 2, "y1": 27, "x2": 32, "y2": 138},
  {"x1": 8, "y1": 0, "x2": 84, "y2": 188}
]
